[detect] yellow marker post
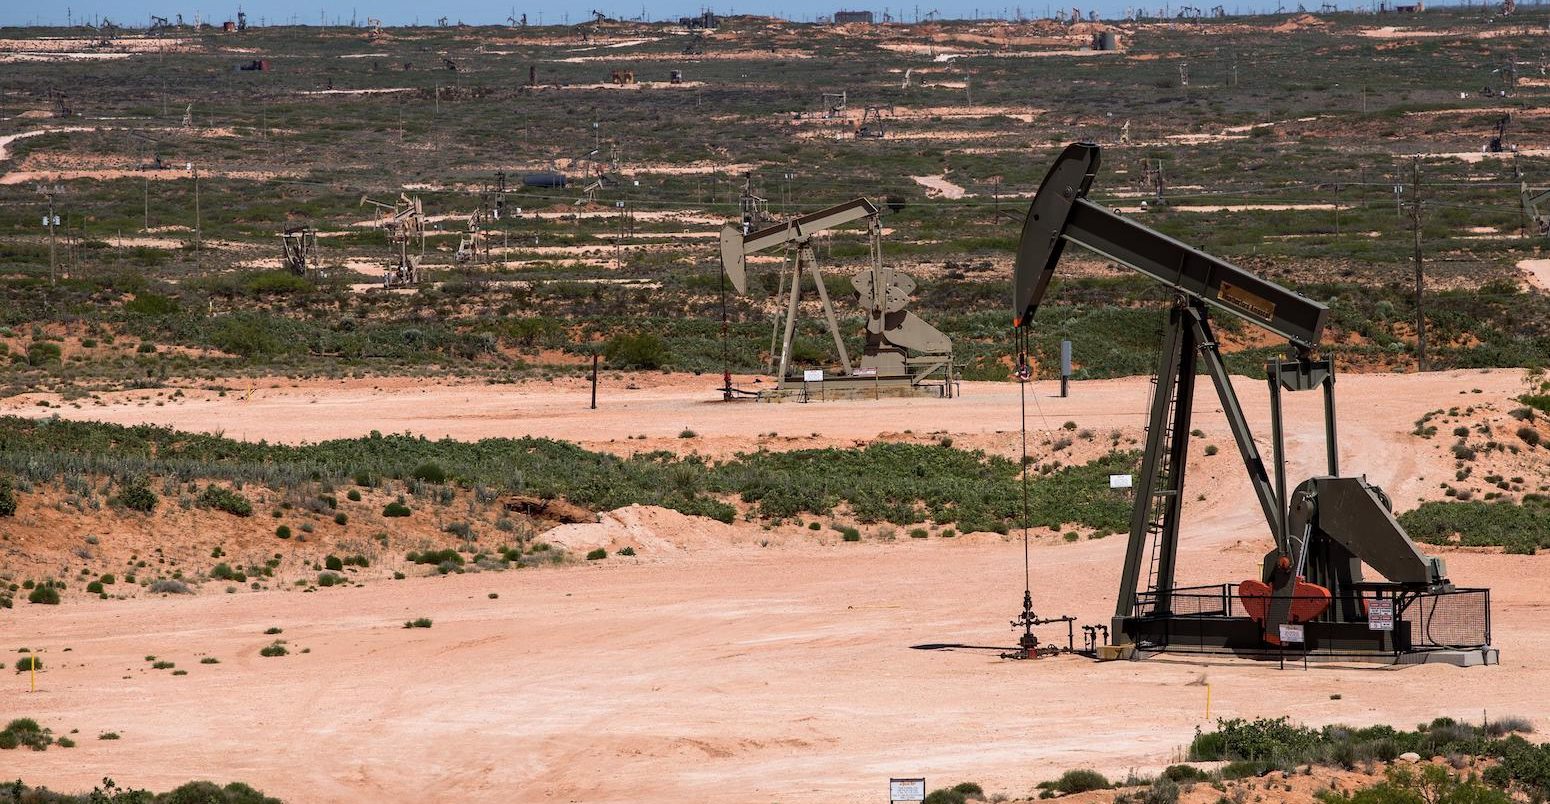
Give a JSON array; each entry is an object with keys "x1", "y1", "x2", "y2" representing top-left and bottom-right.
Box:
[{"x1": 1205, "y1": 684, "x2": 1211, "y2": 720}]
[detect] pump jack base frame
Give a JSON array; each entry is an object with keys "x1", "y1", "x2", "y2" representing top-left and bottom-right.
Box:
[
  {"x1": 1108, "y1": 583, "x2": 1498, "y2": 666},
  {"x1": 755, "y1": 370, "x2": 957, "y2": 402}
]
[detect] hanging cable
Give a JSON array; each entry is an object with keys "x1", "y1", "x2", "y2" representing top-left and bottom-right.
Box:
[{"x1": 1017, "y1": 326, "x2": 1032, "y2": 597}]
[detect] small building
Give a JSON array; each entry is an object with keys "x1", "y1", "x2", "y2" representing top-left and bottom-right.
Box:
[{"x1": 834, "y1": 10, "x2": 875, "y2": 23}]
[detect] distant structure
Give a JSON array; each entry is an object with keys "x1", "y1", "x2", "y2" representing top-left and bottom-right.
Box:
[
  {"x1": 678, "y1": 11, "x2": 717, "y2": 28},
  {"x1": 834, "y1": 10, "x2": 875, "y2": 23}
]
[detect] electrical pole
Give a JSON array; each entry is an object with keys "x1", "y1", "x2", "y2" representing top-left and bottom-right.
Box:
[
  {"x1": 43, "y1": 187, "x2": 58, "y2": 284},
  {"x1": 193, "y1": 165, "x2": 202, "y2": 266},
  {"x1": 1410, "y1": 157, "x2": 1426, "y2": 372}
]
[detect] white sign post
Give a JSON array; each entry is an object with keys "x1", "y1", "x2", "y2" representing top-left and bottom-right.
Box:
[
  {"x1": 803, "y1": 369, "x2": 824, "y2": 382},
  {"x1": 890, "y1": 778, "x2": 926, "y2": 803},
  {"x1": 1278, "y1": 623, "x2": 1305, "y2": 644},
  {"x1": 1109, "y1": 474, "x2": 1134, "y2": 489}
]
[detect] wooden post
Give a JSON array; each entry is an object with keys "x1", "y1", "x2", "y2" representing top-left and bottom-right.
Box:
[{"x1": 590, "y1": 352, "x2": 599, "y2": 410}]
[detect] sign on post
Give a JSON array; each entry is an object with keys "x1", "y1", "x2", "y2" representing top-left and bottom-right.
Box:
[
  {"x1": 1278, "y1": 623, "x2": 1305, "y2": 644},
  {"x1": 890, "y1": 778, "x2": 926, "y2": 803},
  {"x1": 803, "y1": 369, "x2": 824, "y2": 382},
  {"x1": 1368, "y1": 599, "x2": 1394, "y2": 631},
  {"x1": 1109, "y1": 474, "x2": 1134, "y2": 489}
]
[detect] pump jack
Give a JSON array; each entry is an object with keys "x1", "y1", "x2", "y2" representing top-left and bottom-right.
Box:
[
  {"x1": 1521, "y1": 182, "x2": 1550, "y2": 236},
  {"x1": 1014, "y1": 144, "x2": 1495, "y2": 663},
  {"x1": 720, "y1": 198, "x2": 953, "y2": 399}
]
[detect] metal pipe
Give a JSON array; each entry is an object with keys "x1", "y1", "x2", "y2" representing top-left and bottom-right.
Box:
[{"x1": 1323, "y1": 369, "x2": 1340, "y2": 476}]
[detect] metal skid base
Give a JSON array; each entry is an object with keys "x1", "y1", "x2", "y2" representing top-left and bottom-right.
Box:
[
  {"x1": 757, "y1": 373, "x2": 954, "y2": 402},
  {"x1": 1111, "y1": 614, "x2": 1498, "y2": 665}
]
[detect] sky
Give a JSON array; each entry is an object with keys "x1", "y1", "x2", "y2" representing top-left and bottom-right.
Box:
[{"x1": 0, "y1": 0, "x2": 1471, "y2": 27}]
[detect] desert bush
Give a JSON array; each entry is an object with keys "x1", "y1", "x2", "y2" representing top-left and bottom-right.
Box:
[
  {"x1": 1043, "y1": 769, "x2": 1111, "y2": 794},
  {"x1": 404, "y1": 617, "x2": 432, "y2": 628},
  {"x1": 15, "y1": 656, "x2": 41, "y2": 673},
  {"x1": 0, "y1": 476, "x2": 16, "y2": 517},
  {"x1": 114, "y1": 479, "x2": 158, "y2": 512},
  {"x1": 604, "y1": 333, "x2": 669, "y2": 369},
  {"x1": 383, "y1": 502, "x2": 411, "y2": 517},
  {"x1": 259, "y1": 641, "x2": 287, "y2": 657},
  {"x1": 586, "y1": 548, "x2": 607, "y2": 560},
  {"x1": 198, "y1": 485, "x2": 252, "y2": 517},
  {"x1": 27, "y1": 585, "x2": 59, "y2": 605},
  {"x1": 410, "y1": 462, "x2": 446, "y2": 483},
  {"x1": 148, "y1": 579, "x2": 192, "y2": 594},
  {"x1": 324, "y1": 555, "x2": 343, "y2": 571},
  {"x1": 0, "y1": 717, "x2": 52, "y2": 751}
]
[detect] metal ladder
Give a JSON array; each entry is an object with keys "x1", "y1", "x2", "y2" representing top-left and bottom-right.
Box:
[{"x1": 1139, "y1": 373, "x2": 1182, "y2": 609}]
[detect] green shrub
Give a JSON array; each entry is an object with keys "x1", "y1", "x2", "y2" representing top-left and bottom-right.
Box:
[
  {"x1": 27, "y1": 586, "x2": 59, "y2": 605},
  {"x1": 15, "y1": 656, "x2": 41, "y2": 672},
  {"x1": 198, "y1": 485, "x2": 253, "y2": 517},
  {"x1": 1161, "y1": 764, "x2": 1209, "y2": 783},
  {"x1": 317, "y1": 572, "x2": 341, "y2": 587},
  {"x1": 1189, "y1": 717, "x2": 1321, "y2": 762},
  {"x1": 151, "y1": 661, "x2": 174, "y2": 670},
  {"x1": 259, "y1": 641, "x2": 287, "y2": 657},
  {"x1": 409, "y1": 549, "x2": 462, "y2": 566},
  {"x1": 124, "y1": 292, "x2": 179, "y2": 316},
  {"x1": 25, "y1": 341, "x2": 62, "y2": 366},
  {"x1": 114, "y1": 479, "x2": 158, "y2": 512},
  {"x1": 1048, "y1": 769, "x2": 1110, "y2": 794},
  {"x1": 586, "y1": 548, "x2": 607, "y2": 560},
  {"x1": 347, "y1": 489, "x2": 362, "y2": 502},
  {"x1": 411, "y1": 462, "x2": 447, "y2": 483},
  {"x1": 383, "y1": 502, "x2": 412, "y2": 517},
  {"x1": 86, "y1": 581, "x2": 104, "y2": 594},
  {"x1": 324, "y1": 555, "x2": 343, "y2": 571},
  {"x1": 604, "y1": 333, "x2": 670, "y2": 369},
  {"x1": 275, "y1": 525, "x2": 291, "y2": 539},
  {"x1": 334, "y1": 512, "x2": 348, "y2": 526},
  {"x1": 0, "y1": 476, "x2": 16, "y2": 517},
  {"x1": 617, "y1": 546, "x2": 636, "y2": 556},
  {"x1": 404, "y1": 617, "x2": 433, "y2": 628}
]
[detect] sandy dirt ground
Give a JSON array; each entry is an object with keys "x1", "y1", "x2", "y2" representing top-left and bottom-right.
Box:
[
  {"x1": 0, "y1": 368, "x2": 1540, "y2": 801},
  {"x1": 913, "y1": 175, "x2": 969, "y2": 199},
  {"x1": 1517, "y1": 257, "x2": 1550, "y2": 291}
]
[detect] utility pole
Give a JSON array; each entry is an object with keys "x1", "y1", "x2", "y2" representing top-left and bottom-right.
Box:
[
  {"x1": 1410, "y1": 157, "x2": 1426, "y2": 372},
  {"x1": 41, "y1": 186, "x2": 58, "y2": 284},
  {"x1": 193, "y1": 165, "x2": 202, "y2": 266}
]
